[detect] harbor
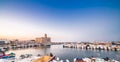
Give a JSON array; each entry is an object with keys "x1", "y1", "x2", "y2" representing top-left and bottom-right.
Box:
[
  {"x1": 0, "y1": 0, "x2": 120, "y2": 62},
  {"x1": 0, "y1": 45, "x2": 120, "y2": 62},
  {"x1": 0, "y1": 34, "x2": 120, "y2": 62},
  {"x1": 1, "y1": 38, "x2": 120, "y2": 62}
]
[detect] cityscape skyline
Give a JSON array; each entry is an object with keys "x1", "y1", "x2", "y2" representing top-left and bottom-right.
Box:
[{"x1": 0, "y1": 0, "x2": 120, "y2": 42}]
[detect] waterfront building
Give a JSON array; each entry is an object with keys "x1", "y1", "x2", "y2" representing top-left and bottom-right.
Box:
[
  {"x1": 94, "y1": 42, "x2": 112, "y2": 47},
  {"x1": 36, "y1": 34, "x2": 51, "y2": 43}
]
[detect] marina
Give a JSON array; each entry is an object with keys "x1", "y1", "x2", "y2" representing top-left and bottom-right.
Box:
[
  {"x1": 0, "y1": 39, "x2": 120, "y2": 62},
  {"x1": 0, "y1": 45, "x2": 120, "y2": 62},
  {"x1": 0, "y1": 0, "x2": 120, "y2": 62}
]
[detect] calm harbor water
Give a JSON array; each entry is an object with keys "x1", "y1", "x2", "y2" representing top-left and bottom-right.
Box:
[{"x1": 6, "y1": 45, "x2": 120, "y2": 61}]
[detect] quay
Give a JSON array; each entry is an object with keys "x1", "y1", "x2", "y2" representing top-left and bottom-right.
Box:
[
  {"x1": 63, "y1": 42, "x2": 120, "y2": 51},
  {"x1": 10, "y1": 43, "x2": 42, "y2": 49}
]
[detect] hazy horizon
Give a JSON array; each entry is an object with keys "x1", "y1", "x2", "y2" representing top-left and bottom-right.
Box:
[{"x1": 0, "y1": 0, "x2": 120, "y2": 42}]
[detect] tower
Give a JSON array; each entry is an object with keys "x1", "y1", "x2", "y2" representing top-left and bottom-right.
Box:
[{"x1": 45, "y1": 34, "x2": 47, "y2": 38}]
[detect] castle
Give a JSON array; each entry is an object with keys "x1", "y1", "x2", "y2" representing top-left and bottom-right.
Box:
[{"x1": 36, "y1": 34, "x2": 51, "y2": 43}]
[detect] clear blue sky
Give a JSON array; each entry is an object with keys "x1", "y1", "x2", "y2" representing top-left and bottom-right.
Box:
[{"x1": 0, "y1": 0, "x2": 120, "y2": 42}]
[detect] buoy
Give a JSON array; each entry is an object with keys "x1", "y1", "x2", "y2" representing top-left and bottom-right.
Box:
[
  {"x1": 66, "y1": 59, "x2": 70, "y2": 62},
  {"x1": 74, "y1": 58, "x2": 76, "y2": 62},
  {"x1": 56, "y1": 57, "x2": 59, "y2": 61}
]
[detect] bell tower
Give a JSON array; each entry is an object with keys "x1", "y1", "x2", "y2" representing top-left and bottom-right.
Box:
[{"x1": 45, "y1": 34, "x2": 47, "y2": 38}]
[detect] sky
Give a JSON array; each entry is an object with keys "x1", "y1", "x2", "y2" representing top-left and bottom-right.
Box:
[{"x1": 0, "y1": 0, "x2": 120, "y2": 42}]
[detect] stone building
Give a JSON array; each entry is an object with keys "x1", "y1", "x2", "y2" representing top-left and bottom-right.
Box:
[{"x1": 36, "y1": 34, "x2": 51, "y2": 43}]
